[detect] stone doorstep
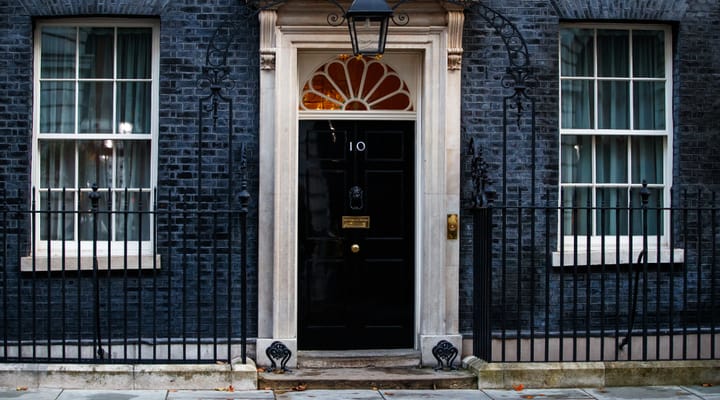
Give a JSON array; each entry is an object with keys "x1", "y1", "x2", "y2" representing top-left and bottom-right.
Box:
[
  {"x1": 0, "y1": 361, "x2": 258, "y2": 391},
  {"x1": 258, "y1": 367, "x2": 477, "y2": 391},
  {"x1": 297, "y1": 349, "x2": 422, "y2": 369},
  {"x1": 463, "y1": 357, "x2": 720, "y2": 389}
]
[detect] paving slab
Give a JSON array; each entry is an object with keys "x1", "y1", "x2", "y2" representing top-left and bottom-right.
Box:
[
  {"x1": 381, "y1": 389, "x2": 492, "y2": 400},
  {"x1": 167, "y1": 390, "x2": 276, "y2": 400},
  {"x1": 55, "y1": 389, "x2": 167, "y2": 400},
  {"x1": 584, "y1": 386, "x2": 699, "y2": 399},
  {"x1": 276, "y1": 389, "x2": 384, "y2": 400},
  {"x1": 482, "y1": 388, "x2": 594, "y2": 399},
  {"x1": 0, "y1": 388, "x2": 62, "y2": 400},
  {"x1": 682, "y1": 385, "x2": 720, "y2": 400}
]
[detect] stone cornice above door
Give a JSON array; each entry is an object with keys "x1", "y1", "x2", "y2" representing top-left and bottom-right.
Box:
[{"x1": 256, "y1": 0, "x2": 466, "y2": 71}]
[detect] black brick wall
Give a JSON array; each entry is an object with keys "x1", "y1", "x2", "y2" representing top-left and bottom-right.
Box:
[
  {"x1": 1, "y1": 0, "x2": 719, "y2": 345},
  {"x1": 0, "y1": 0, "x2": 260, "y2": 342},
  {"x1": 459, "y1": 0, "x2": 720, "y2": 334}
]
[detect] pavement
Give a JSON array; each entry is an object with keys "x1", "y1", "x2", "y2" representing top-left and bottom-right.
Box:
[{"x1": 1, "y1": 386, "x2": 719, "y2": 400}]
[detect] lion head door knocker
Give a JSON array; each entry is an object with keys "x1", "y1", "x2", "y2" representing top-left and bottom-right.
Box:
[{"x1": 349, "y1": 185, "x2": 364, "y2": 211}]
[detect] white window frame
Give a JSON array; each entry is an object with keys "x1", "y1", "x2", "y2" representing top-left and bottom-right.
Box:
[
  {"x1": 555, "y1": 23, "x2": 682, "y2": 266},
  {"x1": 27, "y1": 18, "x2": 160, "y2": 271}
]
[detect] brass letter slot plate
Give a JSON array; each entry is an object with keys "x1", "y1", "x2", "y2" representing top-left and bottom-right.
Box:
[{"x1": 342, "y1": 216, "x2": 370, "y2": 229}]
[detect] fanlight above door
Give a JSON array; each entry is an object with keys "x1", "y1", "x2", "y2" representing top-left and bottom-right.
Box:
[{"x1": 300, "y1": 56, "x2": 413, "y2": 111}]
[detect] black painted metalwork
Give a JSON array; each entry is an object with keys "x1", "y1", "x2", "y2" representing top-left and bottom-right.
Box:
[
  {"x1": 265, "y1": 341, "x2": 292, "y2": 372},
  {"x1": 465, "y1": 185, "x2": 720, "y2": 362},
  {"x1": 0, "y1": 188, "x2": 254, "y2": 364},
  {"x1": 238, "y1": 143, "x2": 251, "y2": 365},
  {"x1": 619, "y1": 181, "x2": 651, "y2": 353},
  {"x1": 468, "y1": 138, "x2": 495, "y2": 209},
  {"x1": 349, "y1": 185, "x2": 364, "y2": 210},
  {"x1": 89, "y1": 184, "x2": 106, "y2": 360},
  {"x1": 431, "y1": 340, "x2": 458, "y2": 371},
  {"x1": 468, "y1": 139, "x2": 495, "y2": 362},
  {"x1": 325, "y1": 0, "x2": 410, "y2": 30},
  {"x1": 195, "y1": 3, "x2": 262, "y2": 366},
  {"x1": 462, "y1": 1, "x2": 541, "y2": 363}
]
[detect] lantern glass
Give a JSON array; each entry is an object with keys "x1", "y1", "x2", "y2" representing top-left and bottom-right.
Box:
[
  {"x1": 345, "y1": 0, "x2": 393, "y2": 57},
  {"x1": 348, "y1": 15, "x2": 389, "y2": 56}
]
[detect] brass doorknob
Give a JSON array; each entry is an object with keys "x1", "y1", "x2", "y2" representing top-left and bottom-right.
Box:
[{"x1": 351, "y1": 244, "x2": 360, "y2": 253}]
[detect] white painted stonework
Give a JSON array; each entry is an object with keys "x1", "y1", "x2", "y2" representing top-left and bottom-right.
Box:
[{"x1": 256, "y1": 0, "x2": 465, "y2": 368}]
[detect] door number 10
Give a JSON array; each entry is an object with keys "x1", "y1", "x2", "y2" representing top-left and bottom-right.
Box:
[{"x1": 349, "y1": 141, "x2": 366, "y2": 152}]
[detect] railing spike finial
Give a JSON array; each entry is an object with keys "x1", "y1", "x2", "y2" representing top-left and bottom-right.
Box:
[{"x1": 640, "y1": 179, "x2": 650, "y2": 206}]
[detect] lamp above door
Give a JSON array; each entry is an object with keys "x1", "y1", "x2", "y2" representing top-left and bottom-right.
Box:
[{"x1": 345, "y1": 0, "x2": 394, "y2": 57}]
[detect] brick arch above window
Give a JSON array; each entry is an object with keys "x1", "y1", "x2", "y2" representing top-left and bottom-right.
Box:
[
  {"x1": 17, "y1": 0, "x2": 167, "y2": 15},
  {"x1": 300, "y1": 56, "x2": 414, "y2": 112}
]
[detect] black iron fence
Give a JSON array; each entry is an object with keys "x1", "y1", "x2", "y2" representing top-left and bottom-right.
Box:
[
  {"x1": 472, "y1": 184, "x2": 720, "y2": 362},
  {"x1": 0, "y1": 186, "x2": 251, "y2": 364}
]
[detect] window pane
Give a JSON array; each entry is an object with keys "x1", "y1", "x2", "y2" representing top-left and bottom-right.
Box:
[
  {"x1": 41, "y1": 27, "x2": 76, "y2": 79},
  {"x1": 632, "y1": 136, "x2": 664, "y2": 184},
  {"x1": 561, "y1": 28, "x2": 594, "y2": 77},
  {"x1": 40, "y1": 82, "x2": 75, "y2": 133},
  {"x1": 78, "y1": 190, "x2": 110, "y2": 241},
  {"x1": 561, "y1": 187, "x2": 592, "y2": 236},
  {"x1": 117, "y1": 82, "x2": 151, "y2": 134},
  {"x1": 117, "y1": 28, "x2": 152, "y2": 79},
  {"x1": 561, "y1": 80, "x2": 594, "y2": 129},
  {"x1": 78, "y1": 141, "x2": 113, "y2": 189},
  {"x1": 115, "y1": 191, "x2": 151, "y2": 241},
  {"x1": 633, "y1": 30, "x2": 665, "y2": 78},
  {"x1": 597, "y1": 188, "x2": 628, "y2": 235},
  {"x1": 79, "y1": 27, "x2": 114, "y2": 79},
  {"x1": 634, "y1": 81, "x2": 665, "y2": 130},
  {"x1": 597, "y1": 30, "x2": 629, "y2": 77},
  {"x1": 116, "y1": 141, "x2": 151, "y2": 188},
  {"x1": 630, "y1": 188, "x2": 663, "y2": 235},
  {"x1": 78, "y1": 82, "x2": 113, "y2": 133},
  {"x1": 40, "y1": 141, "x2": 75, "y2": 188},
  {"x1": 596, "y1": 136, "x2": 628, "y2": 183},
  {"x1": 561, "y1": 135, "x2": 592, "y2": 183},
  {"x1": 598, "y1": 81, "x2": 629, "y2": 129},
  {"x1": 39, "y1": 191, "x2": 75, "y2": 240}
]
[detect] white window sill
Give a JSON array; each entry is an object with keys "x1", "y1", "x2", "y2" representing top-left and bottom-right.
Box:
[
  {"x1": 551, "y1": 247, "x2": 684, "y2": 267},
  {"x1": 20, "y1": 254, "x2": 161, "y2": 272}
]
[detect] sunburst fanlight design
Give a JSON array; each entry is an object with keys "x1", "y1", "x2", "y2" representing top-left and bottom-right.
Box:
[{"x1": 300, "y1": 56, "x2": 413, "y2": 111}]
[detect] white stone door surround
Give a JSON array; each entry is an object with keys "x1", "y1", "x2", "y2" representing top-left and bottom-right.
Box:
[{"x1": 255, "y1": 0, "x2": 466, "y2": 368}]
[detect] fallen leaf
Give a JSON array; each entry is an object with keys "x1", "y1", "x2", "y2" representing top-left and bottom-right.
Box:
[
  {"x1": 257, "y1": 367, "x2": 266, "y2": 373},
  {"x1": 16, "y1": 387, "x2": 28, "y2": 391},
  {"x1": 293, "y1": 383, "x2": 307, "y2": 391},
  {"x1": 214, "y1": 385, "x2": 234, "y2": 392},
  {"x1": 523, "y1": 396, "x2": 535, "y2": 399},
  {"x1": 513, "y1": 383, "x2": 525, "y2": 391},
  {"x1": 228, "y1": 385, "x2": 234, "y2": 392},
  {"x1": 702, "y1": 383, "x2": 714, "y2": 387}
]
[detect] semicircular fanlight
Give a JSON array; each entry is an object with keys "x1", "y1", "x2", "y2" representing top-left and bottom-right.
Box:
[{"x1": 300, "y1": 56, "x2": 414, "y2": 112}]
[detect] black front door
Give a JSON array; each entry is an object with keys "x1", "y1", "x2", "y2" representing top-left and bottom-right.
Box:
[{"x1": 298, "y1": 120, "x2": 414, "y2": 350}]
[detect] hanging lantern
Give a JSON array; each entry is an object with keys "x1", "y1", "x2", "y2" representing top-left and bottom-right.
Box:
[{"x1": 345, "y1": 0, "x2": 394, "y2": 57}]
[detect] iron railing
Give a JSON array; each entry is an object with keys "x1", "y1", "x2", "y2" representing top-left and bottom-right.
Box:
[
  {"x1": 0, "y1": 186, "x2": 251, "y2": 364},
  {"x1": 471, "y1": 185, "x2": 720, "y2": 362}
]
